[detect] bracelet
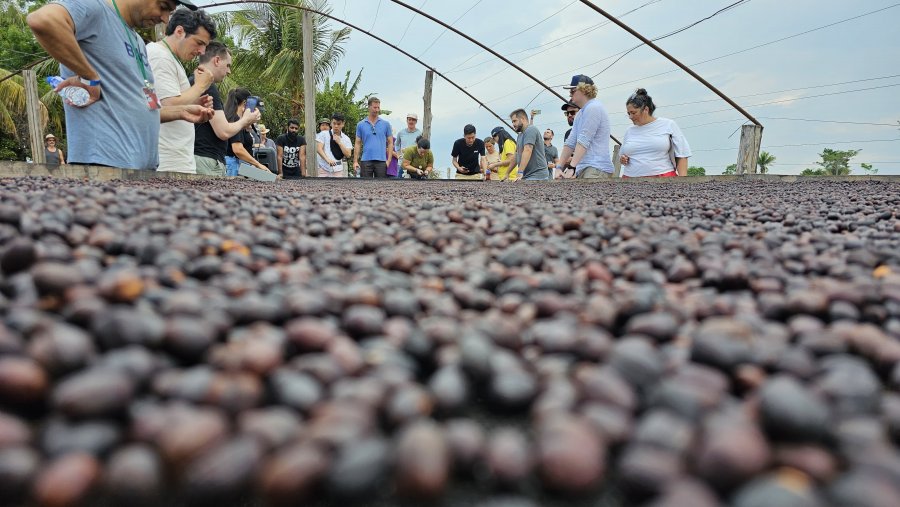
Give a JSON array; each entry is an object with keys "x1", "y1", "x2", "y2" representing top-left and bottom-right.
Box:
[{"x1": 79, "y1": 76, "x2": 101, "y2": 86}]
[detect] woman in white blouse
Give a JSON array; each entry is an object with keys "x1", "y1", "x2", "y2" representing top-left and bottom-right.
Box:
[{"x1": 619, "y1": 89, "x2": 691, "y2": 178}]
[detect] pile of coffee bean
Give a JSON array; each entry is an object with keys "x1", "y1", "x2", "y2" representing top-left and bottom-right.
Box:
[{"x1": 1, "y1": 176, "x2": 899, "y2": 507}]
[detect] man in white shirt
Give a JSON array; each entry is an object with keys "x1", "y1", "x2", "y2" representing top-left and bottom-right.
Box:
[
  {"x1": 147, "y1": 7, "x2": 216, "y2": 173},
  {"x1": 316, "y1": 113, "x2": 353, "y2": 177}
]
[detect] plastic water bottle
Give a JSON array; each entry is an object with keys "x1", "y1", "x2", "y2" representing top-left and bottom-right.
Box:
[{"x1": 46, "y1": 76, "x2": 90, "y2": 106}]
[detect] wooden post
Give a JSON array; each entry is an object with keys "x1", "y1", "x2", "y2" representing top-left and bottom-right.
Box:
[
  {"x1": 154, "y1": 23, "x2": 165, "y2": 41},
  {"x1": 422, "y1": 70, "x2": 433, "y2": 139},
  {"x1": 23, "y1": 70, "x2": 45, "y2": 165},
  {"x1": 612, "y1": 145, "x2": 621, "y2": 178},
  {"x1": 736, "y1": 125, "x2": 763, "y2": 175},
  {"x1": 302, "y1": 11, "x2": 317, "y2": 178}
]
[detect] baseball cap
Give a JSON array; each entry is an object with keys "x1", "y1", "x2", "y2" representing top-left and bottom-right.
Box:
[
  {"x1": 45, "y1": 133, "x2": 56, "y2": 139},
  {"x1": 563, "y1": 74, "x2": 594, "y2": 89},
  {"x1": 406, "y1": 113, "x2": 418, "y2": 120},
  {"x1": 560, "y1": 101, "x2": 579, "y2": 111},
  {"x1": 174, "y1": 0, "x2": 198, "y2": 10},
  {"x1": 490, "y1": 126, "x2": 503, "y2": 137},
  {"x1": 318, "y1": 118, "x2": 331, "y2": 126}
]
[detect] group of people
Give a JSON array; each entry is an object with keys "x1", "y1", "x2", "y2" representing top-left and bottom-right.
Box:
[{"x1": 26, "y1": 0, "x2": 692, "y2": 181}]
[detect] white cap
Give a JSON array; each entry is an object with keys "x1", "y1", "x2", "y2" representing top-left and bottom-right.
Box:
[{"x1": 406, "y1": 113, "x2": 418, "y2": 120}]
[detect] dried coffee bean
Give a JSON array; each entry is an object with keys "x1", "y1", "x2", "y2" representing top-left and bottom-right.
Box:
[
  {"x1": 91, "y1": 307, "x2": 165, "y2": 350},
  {"x1": 394, "y1": 421, "x2": 450, "y2": 499},
  {"x1": 0, "y1": 445, "x2": 41, "y2": 502},
  {"x1": 609, "y1": 336, "x2": 664, "y2": 390},
  {"x1": 579, "y1": 403, "x2": 633, "y2": 447},
  {"x1": 444, "y1": 419, "x2": 486, "y2": 474},
  {"x1": 0, "y1": 410, "x2": 31, "y2": 447},
  {"x1": 696, "y1": 416, "x2": 771, "y2": 493},
  {"x1": 616, "y1": 444, "x2": 683, "y2": 501},
  {"x1": 1, "y1": 237, "x2": 37, "y2": 275},
  {"x1": 239, "y1": 408, "x2": 303, "y2": 452},
  {"x1": 484, "y1": 428, "x2": 533, "y2": 487},
  {"x1": 573, "y1": 365, "x2": 637, "y2": 413},
  {"x1": 384, "y1": 383, "x2": 434, "y2": 427},
  {"x1": 326, "y1": 437, "x2": 392, "y2": 499},
  {"x1": 181, "y1": 437, "x2": 263, "y2": 504},
  {"x1": 52, "y1": 369, "x2": 134, "y2": 419},
  {"x1": 27, "y1": 322, "x2": 96, "y2": 378},
  {"x1": 428, "y1": 365, "x2": 469, "y2": 416},
  {"x1": 759, "y1": 376, "x2": 831, "y2": 444},
  {"x1": 536, "y1": 416, "x2": 605, "y2": 494},
  {"x1": 102, "y1": 445, "x2": 163, "y2": 506},
  {"x1": 156, "y1": 407, "x2": 228, "y2": 466},
  {"x1": 342, "y1": 305, "x2": 386, "y2": 338},
  {"x1": 31, "y1": 262, "x2": 83, "y2": 298},
  {"x1": 41, "y1": 418, "x2": 121, "y2": 457},
  {"x1": 163, "y1": 316, "x2": 218, "y2": 361},
  {"x1": 0, "y1": 356, "x2": 48, "y2": 405},
  {"x1": 32, "y1": 452, "x2": 100, "y2": 507},
  {"x1": 646, "y1": 479, "x2": 721, "y2": 507},
  {"x1": 260, "y1": 442, "x2": 331, "y2": 506},
  {"x1": 731, "y1": 469, "x2": 824, "y2": 507}
]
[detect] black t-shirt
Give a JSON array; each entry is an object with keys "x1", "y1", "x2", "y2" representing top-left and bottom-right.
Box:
[
  {"x1": 451, "y1": 138, "x2": 485, "y2": 175},
  {"x1": 191, "y1": 81, "x2": 226, "y2": 163},
  {"x1": 275, "y1": 134, "x2": 306, "y2": 179},
  {"x1": 564, "y1": 128, "x2": 572, "y2": 143},
  {"x1": 227, "y1": 128, "x2": 253, "y2": 159}
]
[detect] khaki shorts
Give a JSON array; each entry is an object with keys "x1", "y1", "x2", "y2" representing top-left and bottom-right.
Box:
[
  {"x1": 455, "y1": 172, "x2": 483, "y2": 180},
  {"x1": 578, "y1": 167, "x2": 615, "y2": 179},
  {"x1": 195, "y1": 156, "x2": 226, "y2": 177},
  {"x1": 319, "y1": 161, "x2": 347, "y2": 178}
]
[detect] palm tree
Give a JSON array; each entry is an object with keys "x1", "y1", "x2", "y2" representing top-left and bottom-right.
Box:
[
  {"x1": 225, "y1": 0, "x2": 351, "y2": 118},
  {"x1": 757, "y1": 151, "x2": 776, "y2": 174}
]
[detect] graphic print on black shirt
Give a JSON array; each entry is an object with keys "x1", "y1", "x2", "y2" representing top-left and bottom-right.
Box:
[{"x1": 276, "y1": 134, "x2": 306, "y2": 178}]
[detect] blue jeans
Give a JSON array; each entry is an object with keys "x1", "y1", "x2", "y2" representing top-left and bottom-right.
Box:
[{"x1": 225, "y1": 156, "x2": 240, "y2": 176}]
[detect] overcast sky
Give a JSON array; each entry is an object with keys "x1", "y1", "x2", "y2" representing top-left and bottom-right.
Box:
[{"x1": 217, "y1": 0, "x2": 900, "y2": 176}]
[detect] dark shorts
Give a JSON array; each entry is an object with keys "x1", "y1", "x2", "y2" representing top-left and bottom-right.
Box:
[{"x1": 360, "y1": 160, "x2": 388, "y2": 178}]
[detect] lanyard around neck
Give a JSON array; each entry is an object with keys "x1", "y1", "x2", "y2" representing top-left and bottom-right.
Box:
[{"x1": 111, "y1": 0, "x2": 149, "y2": 83}]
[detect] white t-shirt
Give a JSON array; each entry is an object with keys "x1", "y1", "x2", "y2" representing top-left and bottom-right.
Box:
[
  {"x1": 316, "y1": 129, "x2": 353, "y2": 173},
  {"x1": 620, "y1": 117, "x2": 691, "y2": 177},
  {"x1": 147, "y1": 42, "x2": 195, "y2": 173}
]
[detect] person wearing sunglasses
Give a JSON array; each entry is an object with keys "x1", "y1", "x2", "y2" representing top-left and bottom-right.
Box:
[
  {"x1": 562, "y1": 101, "x2": 579, "y2": 143},
  {"x1": 353, "y1": 97, "x2": 393, "y2": 178}
]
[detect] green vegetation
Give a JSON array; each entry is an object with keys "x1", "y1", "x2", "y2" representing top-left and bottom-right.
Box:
[{"x1": 687, "y1": 166, "x2": 706, "y2": 177}]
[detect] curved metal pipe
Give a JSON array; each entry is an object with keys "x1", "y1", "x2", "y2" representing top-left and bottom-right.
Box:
[
  {"x1": 201, "y1": 0, "x2": 514, "y2": 130},
  {"x1": 578, "y1": 0, "x2": 762, "y2": 127}
]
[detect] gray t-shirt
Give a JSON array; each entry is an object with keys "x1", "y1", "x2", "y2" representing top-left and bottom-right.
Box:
[
  {"x1": 516, "y1": 125, "x2": 548, "y2": 180},
  {"x1": 544, "y1": 143, "x2": 558, "y2": 166},
  {"x1": 56, "y1": 0, "x2": 160, "y2": 170}
]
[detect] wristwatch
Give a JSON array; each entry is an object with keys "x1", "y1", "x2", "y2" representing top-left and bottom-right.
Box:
[{"x1": 79, "y1": 76, "x2": 101, "y2": 86}]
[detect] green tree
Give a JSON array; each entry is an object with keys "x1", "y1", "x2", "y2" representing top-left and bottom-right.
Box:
[
  {"x1": 800, "y1": 168, "x2": 827, "y2": 176},
  {"x1": 861, "y1": 163, "x2": 878, "y2": 175},
  {"x1": 687, "y1": 166, "x2": 705, "y2": 176},
  {"x1": 815, "y1": 148, "x2": 860, "y2": 176},
  {"x1": 226, "y1": 0, "x2": 351, "y2": 118},
  {"x1": 722, "y1": 163, "x2": 736, "y2": 175},
  {"x1": 757, "y1": 151, "x2": 776, "y2": 174}
]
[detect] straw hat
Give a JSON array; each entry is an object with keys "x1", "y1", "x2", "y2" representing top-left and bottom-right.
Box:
[{"x1": 258, "y1": 124, "x2": 270, "y2": 134}]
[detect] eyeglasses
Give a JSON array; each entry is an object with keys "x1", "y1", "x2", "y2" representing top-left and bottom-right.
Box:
[{"x1": 371, "y1": 125, "x2": 376, "y2": 134}]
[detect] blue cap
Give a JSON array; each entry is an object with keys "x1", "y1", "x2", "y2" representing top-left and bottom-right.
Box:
[{"x1": 563, "y1": 74, "x2": 594, "y2": 89}]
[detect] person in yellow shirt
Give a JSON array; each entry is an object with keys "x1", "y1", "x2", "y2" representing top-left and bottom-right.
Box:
[{"x1": 491, "y1": 126, "x2": 518, "y2": 181}]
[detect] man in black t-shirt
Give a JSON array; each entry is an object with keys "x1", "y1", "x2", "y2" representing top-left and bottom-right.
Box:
[
  {"x1": 275, "y1": 119, "x2": 307, "y2": 179},
  {"x1": 450, "y1": 124, "x2": 485, "y2": 180},
  {"x1": 191, "y1": 42, "x2": 259, "y2": 176}
]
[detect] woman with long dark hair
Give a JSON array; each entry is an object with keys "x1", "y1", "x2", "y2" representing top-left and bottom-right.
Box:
[
  {"x1": 224, "y1": 88, "x2": 270, "y2": 177},
  {"x1": 490, "y1": 126, "x2": 518, "y2": 182},
  {"x1": 619, "y1": 88, "x2": 691, "y2": 178}
]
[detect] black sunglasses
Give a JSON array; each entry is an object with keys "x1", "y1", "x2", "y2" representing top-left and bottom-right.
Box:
[{"x1": 565, "y1": 111, "x2": 577, "y2": 117}]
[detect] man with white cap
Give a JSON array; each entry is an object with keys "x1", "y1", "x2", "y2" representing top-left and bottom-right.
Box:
[{"x1": 394, "y1": 113, "x2": 421, "y2": 179}]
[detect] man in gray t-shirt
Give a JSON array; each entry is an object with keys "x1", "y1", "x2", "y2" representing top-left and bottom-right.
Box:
[
  {"x1": 510, "y1": 108, "x2": 548, "y2": 181},
  {"x1": 27, "y1": 0, "x2": 209, "y2": 170}
]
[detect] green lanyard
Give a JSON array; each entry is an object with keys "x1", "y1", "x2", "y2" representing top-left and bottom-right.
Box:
[
  {"x1": 160, "y1": 39, "x2": 178, "y2": 62},
  {"x1": 111, "y1": 0, "x2": 149, "y2": 84}
]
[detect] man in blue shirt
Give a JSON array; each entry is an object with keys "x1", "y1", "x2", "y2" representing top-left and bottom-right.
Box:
[
  {"x1": 353, "y1": 97, "x2": 393, "y2": 178},
  {"x1": 557, "y1": 75, "x2": 615, "y2": 179}
]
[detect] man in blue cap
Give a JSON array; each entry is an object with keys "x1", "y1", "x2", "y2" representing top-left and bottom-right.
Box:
[{"x1": 556, "y1": 74, "x2": 615, "y2": 179}]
